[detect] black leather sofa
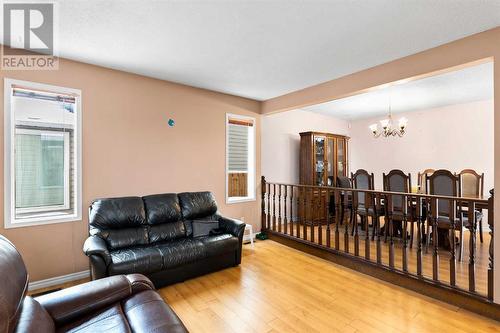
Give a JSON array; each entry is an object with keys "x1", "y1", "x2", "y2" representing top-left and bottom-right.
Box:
[{"x1": 83, "y1": 191, "x2": 245, "y2": 288}]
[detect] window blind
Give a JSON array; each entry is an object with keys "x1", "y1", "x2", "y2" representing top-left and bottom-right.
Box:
[{"x1": 228, "y1": 123, "x2": 249, "y2": 172}]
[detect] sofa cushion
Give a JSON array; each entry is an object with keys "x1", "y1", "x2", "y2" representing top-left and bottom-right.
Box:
[
  {"x1": 122, "y1": 290, "x2": 188, "y2": 333},
  {"x1": 56, "y1": 303, "x2": 130, "y2": 333},
  {"x1": 90, "y1": 197, "x2": 146, "y2": 229},
  {"x1": 198, "y1": 234, "x2": 239, "y2": 257},
  {"x1": 155, "y1": 238, "x2": 206, "y2": 269},
  {"x1": 178, "y1": 192, "x2": 218, "y2": 220},
  {"x1": 148, "y1": 221, "x2": 186, "y2": 244},
  {"x1": 92, "y1": 226, "x2": 149, "y2": 250},
  {"x1": 109, "y1": 247, "x2": 163, "y2": 275},
  {"x1": 143, "y1": 194, "x2": 181, "y2": 225}
]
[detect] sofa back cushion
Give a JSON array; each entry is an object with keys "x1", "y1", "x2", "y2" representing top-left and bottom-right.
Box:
[
  {"x1": 90, "y1": 197, "x2": 146, "y2": 229},
  {"x1": 178, "y1": 192, "x2": 218, "y2": 220},
  {"x1": 148, "y1": 223, "x2": 186, "y2": 244},
  {"x1": 143, "y1": 194, "x2": 181, "y2": 225},
  {"x1": 91, "y1": 227, "x2": 149, "y2": 250}
]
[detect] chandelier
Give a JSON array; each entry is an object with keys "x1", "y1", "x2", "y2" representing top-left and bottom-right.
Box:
[{"x1": 369, "y1": 96, "x2": 407, "y2": 137}]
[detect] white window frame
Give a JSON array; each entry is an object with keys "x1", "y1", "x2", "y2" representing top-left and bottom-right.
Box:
[
  {"x1": 4, "y1": 78, "x2": 82, "y2": 228},
  {"x1": 225, "y1": 113, "x2": 256, "y2": 204}
]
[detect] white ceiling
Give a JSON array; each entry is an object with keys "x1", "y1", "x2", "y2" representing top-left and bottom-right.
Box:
[
  {"x1": 3, "y1": 1, "x2": 500, "y2": 100},
  {"x1": 301, "y1": 62, "x2": 493, "y2": 120}
]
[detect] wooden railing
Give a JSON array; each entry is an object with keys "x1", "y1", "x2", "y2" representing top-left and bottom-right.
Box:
[{"x1": 261, "y1": 176, "x2": 494, "y2": 301}]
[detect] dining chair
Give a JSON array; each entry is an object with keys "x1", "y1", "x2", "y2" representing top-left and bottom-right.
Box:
[
  {"x1": 351, "y1": 169, "x2": 378, "y2": 240},
  {"x1": 417, "y1": 168, "x2": 435, "y2": 194},
  {"x1": 459, "y1": 169, "x2": 484, "y2": 243},
  {"x1": 383, "y1": 170, "x2": 413, "y2": 247},
  {"x1": 427, "y1": 169, "x2": 468, "y2": 261}
]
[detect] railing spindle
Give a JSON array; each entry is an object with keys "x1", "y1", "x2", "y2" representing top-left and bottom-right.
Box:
[
  {"x1": 387, "y1": 194, "x2": 395, "y2": 269},
  {"x1": 364, "y1": 195, "x2": 370, "y2": 260},
  {"x1": 354, "y1": 193, "x2": 360, "y2": 257},
  {"x1": 344, "y1": 189, "x2": 351, "y2": 253},
  {"x1": 375, "y1": 193, "x2": 382, "y2": 264},
  {"x1": 303, "y1": 188, "x2": 307, "y2": 241},
  {"x1": 326, "y1": 189, "x2": 331, "y2": 247},
  {"x1": 431, "y1": 197, "x2": 439, "y2": 281},
  {"x1": 318, "y1": 191, "x2": 323, "y2": 245},
  {"x1": 283, "y1": 185, "x2": 288, "y2": 235},
  {"x1": 261, "y1": 176, "x2": 266, "y2": 230},
  {"x1": 402, "y1": 193, "x2": 408, "y2": 272},
  {"x1": 335, "y1": 190, "x2": 341, "y2": 250},
  {"x1": 295, "y1": 187, "x2": 301, "y2": 239},
  {"x1": 416, "y1": 195, "x2": 423, "y2": 277},
  {"x1": 449, "y1": 198, "x2": 457, "y2": 286},
  {"x1": 488, "y1": 189, "x2": 494, "y2": 300},
  {"x1": 272, "y1": 184, "x2": 277, "y2": 231},
  {"x1": 277, "y1": 185, "x2": 282, "y2": 233},
  {"x1": 290, "y1": 186, "x2": 294, "y2": 236},
  {"x1": 468, "y1": 201, "x2": 476, "y2": 292},
  {"x1": 310, "y1": 188, "x2": 315, "y2": 243},
  {"x1": 267, "y1": 183, "x2": 271, "y2": 232}
]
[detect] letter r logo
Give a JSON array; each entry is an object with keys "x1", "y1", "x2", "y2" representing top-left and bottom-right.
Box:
[{"x1": 3, "y1": 3, "x2": 54, "y2": 55}]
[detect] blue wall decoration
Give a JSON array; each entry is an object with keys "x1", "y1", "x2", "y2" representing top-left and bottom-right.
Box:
[{"x1": 168, "y1": 118, "x2": 175, "y2": 127}]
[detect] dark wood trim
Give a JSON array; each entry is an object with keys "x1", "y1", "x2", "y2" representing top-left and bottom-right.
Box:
[
  {"x1": 228, "y1": 119, "x2": 254, "y2": 126},
  {"x1": 267, "y1": 231, "x2": 500, "y2": 321}
]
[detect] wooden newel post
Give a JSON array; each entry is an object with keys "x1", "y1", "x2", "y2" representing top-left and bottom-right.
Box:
[
  {"x1": 488, "y1": 188, "x2": 494, "y2": 301},
  {"x1": 261, "y1": 176, "x2": 267, "y2": 231}
]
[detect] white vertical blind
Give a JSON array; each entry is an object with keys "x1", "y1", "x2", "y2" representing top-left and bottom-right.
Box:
[{"x1": 228, "y1": 123, "x2": 250, "y2": 172}]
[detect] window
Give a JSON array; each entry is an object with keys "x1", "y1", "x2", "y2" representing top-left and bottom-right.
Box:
[
  {"x1": 226, "y1": 114, "x2": 255, "y2": 203},
  {"x1": 4, "y1": 79, "x2": 82, "y2": 228}
]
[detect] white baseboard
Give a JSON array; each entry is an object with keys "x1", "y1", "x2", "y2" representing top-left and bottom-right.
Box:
[{"x1": 29, "y1": 270, "x2": 90, "y2": 292}]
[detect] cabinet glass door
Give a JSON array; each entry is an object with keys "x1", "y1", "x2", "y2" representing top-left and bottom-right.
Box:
[
  {"x1": 337, "y1": 138, "x2": 345, "y2": 176},
  {"x1": 327, "y1": 138, "x2": 334, "y2": 186},
  {"x1": 314, "y1": 136, "x2": 325, "y2": 186}
]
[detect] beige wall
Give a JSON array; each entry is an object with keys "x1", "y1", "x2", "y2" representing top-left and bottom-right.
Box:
[
  {"x1": 0, "y1": 57, "x2": 261, "y2": 281},
  {"x1": 350, "y1": 100, "x2": 494, "y2": 192},
  {"x1": 261, "y1": 26, "x2": 500, "y2": 303},
  {"x1": 262, "y1": 109, "x2": 349, "y2": 184}
]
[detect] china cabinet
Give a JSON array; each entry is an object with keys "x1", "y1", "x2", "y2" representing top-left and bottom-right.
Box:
[
  {"x1": 298, "y1": 132, "x2": 349, "y2": 223},
  {"x1": 299, "y1": 132, "x2": 349, "y2": 186}
]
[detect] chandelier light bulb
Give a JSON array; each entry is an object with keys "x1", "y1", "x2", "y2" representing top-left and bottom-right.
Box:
[
  {"x1": 398, "y1": 117, "x2": 408, "y2": 129},
  {"x1": 380, "y1": 118, "x2": 390, "y2": 129}
]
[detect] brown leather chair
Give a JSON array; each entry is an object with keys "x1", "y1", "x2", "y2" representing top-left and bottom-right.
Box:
[{"x1": 0, "y1": 235, "x2": 188, "y2": 333}]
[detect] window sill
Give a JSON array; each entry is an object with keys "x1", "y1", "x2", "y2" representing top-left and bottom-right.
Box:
[
  {"x1": 226, "y1": 197, "x2": 256, "y2": 204},
  {"x1": 5, "y1": 214, "x2": 81, "y2": 229}
]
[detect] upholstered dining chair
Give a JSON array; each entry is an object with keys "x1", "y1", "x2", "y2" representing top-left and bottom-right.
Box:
[
  {"x1": 351, "y1": 169, "x2": 378, "y2": 240},
  {"x1": 417, "y1": 168, "x2": 435, "y2": 194},
  {"x1": 383, "y1": 170, "x2": 413, "y2": 247},
  {"x1": 459, "y1": 169, "x2": 485, "y2": 243},
  {"x1": 427, "y1": 169, "x2": 468, "y2": 261}
]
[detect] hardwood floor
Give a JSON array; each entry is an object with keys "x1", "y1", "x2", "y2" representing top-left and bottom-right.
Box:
[
  {"x1": 160, "y1": 241, "x2": 500, "y2": 333},
  {"x1": 27, "y1": 240, "x2": 499, "y2": 332}
]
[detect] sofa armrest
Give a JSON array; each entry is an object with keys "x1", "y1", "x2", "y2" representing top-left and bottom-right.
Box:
[
  {"x1": 125, "y1": 273, "x2": 156, "y2": 293},
  {"x1": 219, "y1": 216, "x2": 245, "y2": 239},
  {"x1": 36, "y1": 274, "x2": 154, "y2": 326},
  {"x1": 83, "y1": 235, "x2": 111, "y2": 266}
]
